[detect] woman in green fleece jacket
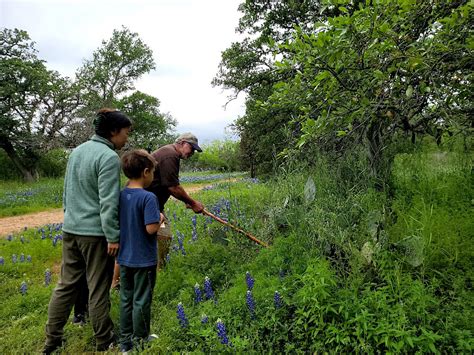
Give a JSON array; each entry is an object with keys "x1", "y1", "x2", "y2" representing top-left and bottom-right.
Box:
[{"x1": 43, "y1": 108, "x2": 132, "y2": 354}]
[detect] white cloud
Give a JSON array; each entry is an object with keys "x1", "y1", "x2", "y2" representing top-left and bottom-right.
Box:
[{"x1": 1, "y1": 0, "x2": 246, "y2": 143}]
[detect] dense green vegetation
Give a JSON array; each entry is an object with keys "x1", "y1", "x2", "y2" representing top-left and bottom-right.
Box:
[
  {"x1": 0, "y1": 146, "x2": 472, "y2": 353},
  {"x1": 214, "y1": 0, "x2": 472, "y2": 177}
]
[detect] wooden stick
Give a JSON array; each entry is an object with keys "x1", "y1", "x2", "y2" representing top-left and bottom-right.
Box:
[{"x1": 202, "y1": 209, "x2": 269, "y2": 248}]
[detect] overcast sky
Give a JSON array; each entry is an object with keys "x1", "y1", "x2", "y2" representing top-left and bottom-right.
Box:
[{"x1": 1, "y1": 0, "x2": 246, "y2": 144}]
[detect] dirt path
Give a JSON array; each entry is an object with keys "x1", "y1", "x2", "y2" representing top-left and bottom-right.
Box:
[
  {"x1": 0, "y1": 181, "x2": 235, "y2": 237},
  {"x1": 0, "y1": 209, "x2": 64, "y2": 237}
]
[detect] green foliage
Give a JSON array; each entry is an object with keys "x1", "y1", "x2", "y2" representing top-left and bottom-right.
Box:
[
  {"x1": 75, "y1": 26, "x2": 155, "y2": 109},
  {"x1": 182, "y1": 139, "x2": 242, "y2": 172},
  {"x1": 0, "y1": 151, "x2": 472, "y2": 353},
  {"x1": 215, "y1": 0, "x2": 473, "y2": 177},
  {"x1": 69, "y1": 26, "x2": 160, "y2": 146},
  {"x1": 0, "y1": 149, "x2": 21, "y2": 180},
  {"x1": 0, "y1": 28, "x2": 80, "y2": 181},
  {"x1": 115, "y1": 91, "x2": 177, "y2": 150},
  {"x1": 37, "y1": 149, "x2": 69, "y2": 178},
  {"x1": 388, "y1": 149, "x2": 473, "y2": 272}
]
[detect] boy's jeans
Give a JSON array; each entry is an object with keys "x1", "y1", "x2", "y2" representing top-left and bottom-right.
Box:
[{"x1": 119, "y1": 265, "x2": 157, "y2": 348}]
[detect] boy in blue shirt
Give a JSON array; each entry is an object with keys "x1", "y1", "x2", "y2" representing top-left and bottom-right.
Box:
[{"x1": 117, "y1": 149, "x2": 163, "y2": 352}]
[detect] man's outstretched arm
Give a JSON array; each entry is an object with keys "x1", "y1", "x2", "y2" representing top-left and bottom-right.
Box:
[{"x1": 168, "y1": 185, "x2": 204, "y2": 213}]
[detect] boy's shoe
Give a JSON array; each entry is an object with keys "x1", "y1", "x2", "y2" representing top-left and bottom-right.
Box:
[
  {"x1": 147, "y1": 334, "x2": 158, "y2": 342},
  {"x1": 120, "y1": 342, "x2": 133, "y2": 355},
  {"x1": 72, "y1": 313, "x2": 86, "y2": 326}
]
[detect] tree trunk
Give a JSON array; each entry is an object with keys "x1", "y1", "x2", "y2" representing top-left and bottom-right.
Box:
[
  {"x1": 0, "y1": 139, "x2": 38, "y2": 182},
  {"x1": 366, "y1": 119, "x2": 385, "y2": 190}
]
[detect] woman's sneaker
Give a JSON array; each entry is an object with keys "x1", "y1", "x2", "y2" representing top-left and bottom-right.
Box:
[{"x1": 72, "y1": 313, "x2": 86, "y2": 326}]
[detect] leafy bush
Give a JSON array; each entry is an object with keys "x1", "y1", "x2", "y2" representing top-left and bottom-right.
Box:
[
  {"x1": 0, "y1": 150, "x2": 21, "y2": 180},
  {"x1": 182, "y1": 139, "x2": 242, "y2": 172},
  {"x1": 37, "y1": 149, "x2": 69, "y2": 178}
]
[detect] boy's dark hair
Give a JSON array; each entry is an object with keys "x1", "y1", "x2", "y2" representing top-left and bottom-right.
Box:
[
  {"x1": 94, "y1": 108, "x2": 132, "y2": 138},
  {"x1": 121, "y1": 149, "x2": 156, "y2": 179}
]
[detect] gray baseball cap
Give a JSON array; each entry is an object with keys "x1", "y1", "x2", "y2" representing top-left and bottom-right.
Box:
[{"x1": 176, "y1": 132, "x2": 202, "y2": 152}]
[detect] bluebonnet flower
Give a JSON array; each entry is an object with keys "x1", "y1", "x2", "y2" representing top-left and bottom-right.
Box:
[
  {"x1": 191, "y1": 229, "x2": 198, "y2": 242},
  {"x1": 173, "y1": 212, "x2": 177, "y2": 221},
  {"x1": 45, "y1": 269, "x2": 52, "y2": 286},
  {"x1": 7, "y1": 235, "x2": 13, "y2": 241},
  {"x1": 216, "y1": 319, "x2": 231, "y2": 345},
  {"x1": 204, "y1": 276, "x2": 215, "y2": 301},
  {"x1": 176, "y1": 302, "x2": 189, "y2": 328},
  {"x1": 12, "y1": 254, "x2": 17, "y2": 263},
  {"x1": 176, "y1": 231, "x2": 186, "y2": 255},
  {"x1": 20, "y1": 281, "x2": 27, "y2": 295},
  {"x1": 0, "y1": 257, "x2": 4, "y2": 266},
  {"x1": 274, "y1": 291, "x2": 283, "y2": 308},
  {"x1": 223, "y1": 199, "x2": 231, "y2": 211},
  {"x1": 246, "y1": 290, "x2": 256, "y2": 319},
  {"x1": 26, "y1": 255, "x2": 32, "y2": 262},
  {"x1": 166, "y1": 253, "x2": 170, "y2": 264},
  {"x1": 201, "y1": 314, "x2": 208, "y2": 324},
  {"x1": 245, "y1": 271, "x2": 254, "y2": 290},
  {"x1": 191, "y1": 215, "x2": 197, "y2": 228},
  {"x1": 212, "y1": 205, "x2": 221, "y2": 216},
  {"x1": 206, "y1": 216, "x2": 213, "y2": 225},
  {"x1": 20, "y1": 253, "x2": 25, "y2": 262},
  {"x1": 20, "y1": 236, "x2": 25, "y2": 243},
  {"x1": 52, "y1": 234, "x2": 62, "y2": 247},
  {"x1": 194, "y1": 283, "x2": 203, "y2": 303}
]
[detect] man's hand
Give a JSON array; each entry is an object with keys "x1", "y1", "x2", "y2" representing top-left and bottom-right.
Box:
[
  {"x1": 187, "y1": 200, "x2": 204, "y2": 214},
  {"x1": 169, "y1": 185, "x2": 204, "y2": 214},
  {"x1": 107, "y1": 242, "x2": 119, "y2": 256}
]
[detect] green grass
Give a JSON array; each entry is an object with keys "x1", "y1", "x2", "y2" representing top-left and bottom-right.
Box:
[
  {"x1": 0, "y1": 178, "x2": 63, "y2": 217},
  {"x1": 0, "y1": 172, "x2": 249, "y2": 218}
]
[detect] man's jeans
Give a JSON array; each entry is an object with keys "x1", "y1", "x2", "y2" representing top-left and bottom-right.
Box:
[{"x1": 45, "y1": 232, "x2": 115, "y2": 347}]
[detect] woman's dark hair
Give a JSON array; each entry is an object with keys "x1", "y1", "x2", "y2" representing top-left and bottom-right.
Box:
[
  {"x1": 94, "y1": 108, "x2": 132, "y2": 138},
  {"x1": 121, "y1": 149, "x2": 156, "y2": 179}
]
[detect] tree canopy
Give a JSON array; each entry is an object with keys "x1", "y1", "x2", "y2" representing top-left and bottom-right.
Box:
[
  {"x1": 1, "y1": 27, "x2": 175, "y2": 181},
  {"x1": 214, "y1": 0, "x2": 473, "y2": 178}
]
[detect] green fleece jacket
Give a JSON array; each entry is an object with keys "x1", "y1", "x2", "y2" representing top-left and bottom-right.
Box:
[{"x1": 62, "y1": 135, "x2": 121, "y2": 243}]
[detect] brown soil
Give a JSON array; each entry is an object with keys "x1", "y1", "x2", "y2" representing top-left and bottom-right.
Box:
[
  {"x1": 0, "y1": 181, "x2": 235, "y2": 237},
  {"x1": 0, "y1": 209, "x2": 64, "y2": 237}
]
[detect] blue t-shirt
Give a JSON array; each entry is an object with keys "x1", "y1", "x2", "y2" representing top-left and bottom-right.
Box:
[{"x1": 117, "y1": 187, "x2": 160, "y2": 267}]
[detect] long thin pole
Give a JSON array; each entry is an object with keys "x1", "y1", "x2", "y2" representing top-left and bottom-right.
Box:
[{"x1": 202, "y1": 209, "x2": 269, "y2": 248}]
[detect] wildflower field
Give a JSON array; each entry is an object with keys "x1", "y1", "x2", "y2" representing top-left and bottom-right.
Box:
[{"x1": 0, "y1": 153, "x2": 473, "y2": 353}]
